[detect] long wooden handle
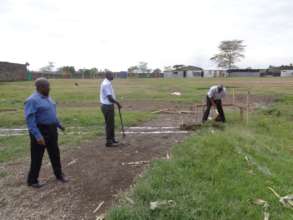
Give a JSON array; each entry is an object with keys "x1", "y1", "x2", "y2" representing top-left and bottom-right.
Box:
[{"x1": 118, "y1": 108, "x2": 126, "y2": 137}]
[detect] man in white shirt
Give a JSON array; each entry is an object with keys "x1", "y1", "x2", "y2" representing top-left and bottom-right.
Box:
[
  {"x1": 202, "y1": 84, "x2": 226, "y2": 123},
  {"x1": 100, "y1": 72, "x2": 122, "y2": 147}
]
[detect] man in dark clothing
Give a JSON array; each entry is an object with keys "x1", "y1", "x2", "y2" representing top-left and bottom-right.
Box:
[
  {"x1": 202, "y1": 84, "x2": 226, "y2": 123},
  {"x1": 24, "y1": 78, "x2": 68, "y2": 188},
  {"x1": 100, "y1": 72, "x2": 122, "y2": 147}
]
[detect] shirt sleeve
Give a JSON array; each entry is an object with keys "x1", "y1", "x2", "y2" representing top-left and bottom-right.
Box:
[
  {"x1": 207, "y1": 87, "x2": 215, "y2": 98},
  {"x1": 24, "y1": 99, "x2": 43, "y2": 140},
  {"x1": 103, "y1": 84, "x2": 113, "y2": 97}
]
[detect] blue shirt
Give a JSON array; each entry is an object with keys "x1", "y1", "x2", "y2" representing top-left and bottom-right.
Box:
[{"x1": 24, "y1": 92, "x2": 62, "y2": 140}]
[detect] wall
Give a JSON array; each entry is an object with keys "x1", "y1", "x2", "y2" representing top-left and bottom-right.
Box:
[
  {"x1": 228, "y1": 71, "x2": 260, "y2": 77},
  {"x1": 164, "y1": 70, "x2": 202, "y2": 78},
  {"x1": 0, "y1": 62, "x2": 27, "y2": 81},
  {"x1": 204, "y1": 70, "x2": 227, "y2": 78},
  {"x1": 281, "y1": 70, "x2": 293, "y2": 77}
]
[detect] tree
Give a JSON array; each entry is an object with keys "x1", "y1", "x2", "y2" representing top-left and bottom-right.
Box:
[
  {"x1": 152, "y1": 68, "x2": 162, "y2": 74},
  {"x1": 128, "y1": 65, "x2": 139, "y2": 73},
  {"x1": 60, "y1": 66, "x2": 76, "y2": 76},
  {"x1": 210, "y1": 40, "x2": 246, "y2": 69},
  {"x1": 164, "y1": 66, "x2": 173, "y2": 72},
  {"x1": 152, "y1": 68, "x2": 162, "y2": 77},
  {"x1": 138, "y1": 62, "x2": 151, "y2": 73},
  {"x1": 128, "y1": 62, "x2": 151, "y2": 74},
  {"x1": 40, "y1": 61, "x2": 55, "y2": 73}
]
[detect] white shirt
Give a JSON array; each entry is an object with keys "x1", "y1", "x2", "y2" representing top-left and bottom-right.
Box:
[
  {"x1": 100, "y1": 79, "x2": 116, "y2": 105},
  {"x1": 207, "y1": 85, "x2": 226, "y2": 100}
]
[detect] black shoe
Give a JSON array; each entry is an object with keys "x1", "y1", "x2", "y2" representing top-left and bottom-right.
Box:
[
  {"x1": 28, "y1": 182, "x2": 46, "y2": 188},
  {"x1": 112, "y1": 139, "x2": 119, "y2": 145},
  {"x1": 105, "y1": 142, "x2": 113, "y2": 147},
  {"x1": 57, "y1": 176, "x2": 69, "y2": 183},
  {"x1": 105, "y1": 142, "x2": 119, "y2": 147}
]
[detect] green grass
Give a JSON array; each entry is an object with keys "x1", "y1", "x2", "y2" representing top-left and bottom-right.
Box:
[
  {"x1": 107, "y1": 97, "x2": 293, "y2": 220},
  {"x1": 1, "y1": 78, "x2": 293, "y2": 111},
  {"x1": 1, "y1": 78, "x2": 293, "y2": 219}
]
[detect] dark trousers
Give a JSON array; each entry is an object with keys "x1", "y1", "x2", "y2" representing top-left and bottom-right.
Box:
[
  {"x1": 27, "y1": 124, "x2": 63, "y2": 184},
  {"x1": 202, "y1": 96, "x2": 226, "y2": 122},
  {"x1": 101, "y1": 104, "x2": 115, "y2": 143}
]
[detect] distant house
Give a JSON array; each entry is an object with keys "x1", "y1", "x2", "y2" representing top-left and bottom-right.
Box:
[
  {"x1": 114, "y1": 71, "x2": 128, "y2": 78},
  {"x1": 260, "y1": 68, "x2": 281, "y2": 77},
  {"x1": 279, "y1": 65, "x2": 293, "y2": 77},
  {"x1": 281, "y1": 70, "x2": 293, "y2": 77},
  {"x1": 164, "y1": 65, "x2": 203, "y2": 78},
  {"x1": 226, "y1": 69, "x2": 261, "y2": 77},
  {"x1": 204, "y1": 69, "x2": 227, "y2": 78},
  {"x1": 0, "y1": 61, "x2": 28, "y2": 81}
]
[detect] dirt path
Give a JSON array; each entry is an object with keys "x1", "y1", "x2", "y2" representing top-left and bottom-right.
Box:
[{"x1": 0, "y1": 114, "x2": 193, "y2": 220}]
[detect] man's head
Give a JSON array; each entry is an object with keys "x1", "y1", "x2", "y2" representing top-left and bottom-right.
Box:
[
  {"x1": 218, "y1": 84, "x2": 224, "y2": 93},
  {"x1": 105, "y1": 71, "x2": 114, "y2": 81},
  {"x1": 35, "y1": 77, "x2": 50, "y2": 97}
]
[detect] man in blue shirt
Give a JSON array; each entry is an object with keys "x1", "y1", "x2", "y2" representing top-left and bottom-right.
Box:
[{"x1": 24, "y1": 78, "x2": 68, "y2": 188}]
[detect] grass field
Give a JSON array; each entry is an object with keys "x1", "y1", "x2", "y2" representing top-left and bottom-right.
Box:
[{"x1": 1, "y1": 78, "x2": 293, "y2": 219}]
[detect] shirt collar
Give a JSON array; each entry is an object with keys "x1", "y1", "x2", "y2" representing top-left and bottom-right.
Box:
[
  {"x1": 36, "y1": 92, "x2": 48, "y2": 99},
  {"x1": 104, "y1": 78, "x2": 111, "y2": 83}
]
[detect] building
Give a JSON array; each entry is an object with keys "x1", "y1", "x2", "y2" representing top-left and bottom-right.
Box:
[
  {"x1": 279, "y1": 66, "x2": 293, "y2": 77},
  {"x1": 281, "y1": 70, "x2": 293, "y2": 77},
  {"x1": 164, "y1": 65, "x2": 203, "y2": 78},
  {"x1": 0, "y1": 61, "x2": 28, "y2": 81},
  {"x1": 226, "y1": 69, "x2": 261, "y2": 77},
  {"x1": 204, "y1": 69, "x2": 227, "y2": 78}
]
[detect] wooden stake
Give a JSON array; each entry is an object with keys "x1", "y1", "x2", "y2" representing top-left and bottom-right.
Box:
[
  {"x1": 195, "y1": 104, "x2": 198, "y2": 123},
  {"x1": 246, "y1": 91, "x2": 250, "y2": 124},
  {"x1": 232, "y1": 88, "x2": 235, "y2": 105},
  {"x1": 93, "y1": 201, "x2": 105, "y2": 214},
  {"x1": 240, "y1": 107, "x2": 244, "y2": 121}
]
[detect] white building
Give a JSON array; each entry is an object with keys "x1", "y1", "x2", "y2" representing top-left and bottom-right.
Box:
[
  {"x1": 164, "y1": 66, "x2": 203, "y2": 78},
  {"x1": 281, "y1": 69, "x2": 293, "y2": 77},
  {"x1": 204, "y1": 69, "x2": 227, "y2": 78}
]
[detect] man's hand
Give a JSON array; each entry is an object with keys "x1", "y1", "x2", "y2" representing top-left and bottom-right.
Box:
[
  {"x1": 37, "y1": 137, "x2": 46, "y2": 146},
  {"x1": 211, "y1": 99, "x2": 216, "y2": 107}
]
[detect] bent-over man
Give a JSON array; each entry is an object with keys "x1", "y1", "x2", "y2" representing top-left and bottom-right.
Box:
[
  {"x1": 100, "y1": 72, "x2": 122, "y2": 147},
  {"x1": 202, "y1": 84, "x2": 226, "y2": 123},
  {"x1": 24, "y1": 78, "x2": 68, "y2": 188}
]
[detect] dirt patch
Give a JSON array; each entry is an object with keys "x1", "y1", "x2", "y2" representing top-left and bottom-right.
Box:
[{"x1": 0, "y1": 114, "x2": 193, "y2": 220}]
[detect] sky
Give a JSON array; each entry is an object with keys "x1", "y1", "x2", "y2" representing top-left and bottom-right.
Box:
[{"x1": 1, "y1": 0, "x2": 293, "y2": 71}]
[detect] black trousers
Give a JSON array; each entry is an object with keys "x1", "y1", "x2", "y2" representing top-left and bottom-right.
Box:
[
  {"x1": 27, "y1": 124, "x2": 63, "y2": 184},
  {"x1": 202, "y1": 96, "x2": 226, "y2": 122},
  {"x1": 101, "y1": 104, "x2": 115, "y2": 143}
]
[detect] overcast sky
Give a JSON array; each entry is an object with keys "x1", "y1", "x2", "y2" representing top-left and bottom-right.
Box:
[{"x1": 1, "y1": 0, "x2": 293, "y2": 71}]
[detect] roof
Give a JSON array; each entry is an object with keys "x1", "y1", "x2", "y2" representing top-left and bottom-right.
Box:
[
  {"x1": 173, "y1": 65, "x2": 203, "y2": 71},
  {"x1": 0, "y1": 61, "x2": 26, "y2": 67},
  {"x1": 227, "y1": 69, "x2": 260, "y2": 73},
  {"x1": 279, "y1": 65, "x2": 293, "y2": 70}
]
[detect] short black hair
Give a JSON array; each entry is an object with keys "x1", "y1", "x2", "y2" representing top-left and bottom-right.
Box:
[{"x1": 35, "y1": 77, "x2": 49, "y2": 88}]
